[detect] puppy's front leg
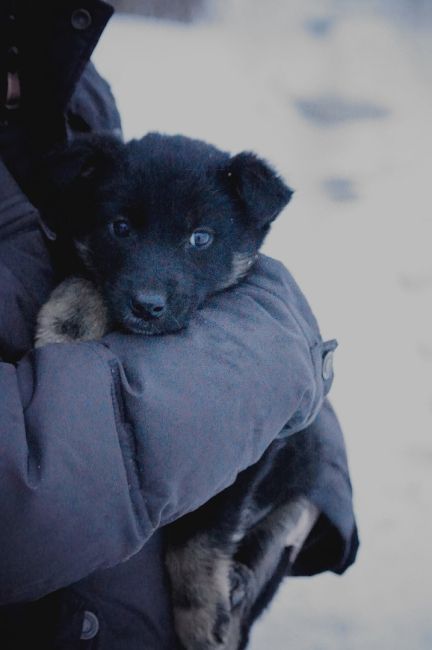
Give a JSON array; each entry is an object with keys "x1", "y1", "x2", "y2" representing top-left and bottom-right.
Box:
[{"x1": 35, "y1": 277, "x2": 109, "y2": 347}]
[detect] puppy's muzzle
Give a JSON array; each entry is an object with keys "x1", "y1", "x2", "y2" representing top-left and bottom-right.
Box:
[{"x1": 130, "y1": 292, "x2": 166, "y2": 321}]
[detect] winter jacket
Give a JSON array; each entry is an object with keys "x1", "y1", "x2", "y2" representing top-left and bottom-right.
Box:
[{"x1": 0, "y1": 1, "x2": 358, "y2": 648}]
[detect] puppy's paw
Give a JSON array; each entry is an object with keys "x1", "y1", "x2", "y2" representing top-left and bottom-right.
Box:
[
  {"x1": 173, "y1": 600, "x2": 231, "y2": 650},
  {"x1": 167, "y1": 536, "x2": 234, "y2": 649},
  {"x1": 35, "y1": 277, "x2": 108, "y2": 347}
]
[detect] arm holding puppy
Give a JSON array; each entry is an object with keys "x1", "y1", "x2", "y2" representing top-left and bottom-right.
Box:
[
  {"x1": 0, "y1": 248, "x2": 339, "y2": 604},
  {"x1": 4, "y1": 132, "x2": 356, "y2": 614}
]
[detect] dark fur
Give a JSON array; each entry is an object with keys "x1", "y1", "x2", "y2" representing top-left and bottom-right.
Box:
[
  {"x1": 37, "y1": 132, "x2": 292, "y2": 337},
  {"x1": 35, "y1": 133, "x2": 319, "y2": 649}
]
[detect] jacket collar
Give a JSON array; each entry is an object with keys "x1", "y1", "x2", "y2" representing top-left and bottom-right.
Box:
[{"x1": 2, "y1": 1, "x2": 113, "y2": 118}]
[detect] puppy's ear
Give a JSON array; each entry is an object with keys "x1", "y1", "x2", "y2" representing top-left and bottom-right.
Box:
[
  {"x1": 34, "y1": 133, "x2": 125, "y2": 235},
  {"x1": 42, "y1": 133, "x2": 123, "y2": 193},
  {"x1": 226, "y1": 152, "x2": 293, "y2": 227}
]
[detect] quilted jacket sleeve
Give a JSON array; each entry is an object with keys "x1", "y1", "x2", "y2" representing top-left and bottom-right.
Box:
[{"x1": 0, "y1": 217, "x2": 335, "y2": 605}]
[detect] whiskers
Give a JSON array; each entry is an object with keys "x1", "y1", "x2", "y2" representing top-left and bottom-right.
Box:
[{"x1": 170, "y1": 312, "x2": 182, "y2": 330}]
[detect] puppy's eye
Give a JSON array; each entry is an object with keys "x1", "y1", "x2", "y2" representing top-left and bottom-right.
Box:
[
  {"x1": 110, "y1": 219, "x2": 131, "y2": 238},
  {"x1": 189, "y1": 229, "x2": 214, "y2": 249}
]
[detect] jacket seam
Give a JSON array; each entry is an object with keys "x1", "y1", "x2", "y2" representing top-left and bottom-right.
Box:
[
  {"x1": 88, "y1": 346, "x2": 150, "y2": 533},
  {"x1": 109, "y1": 365, "x2": 146, "y2": 523},
  {"x1": 0, "y1": 205, "x2": 39, "y2": 234}
]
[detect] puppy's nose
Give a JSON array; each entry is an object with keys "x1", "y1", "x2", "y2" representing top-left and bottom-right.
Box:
[{"x1": 131, "y1": 293, "x2": 166, "y2": 320}]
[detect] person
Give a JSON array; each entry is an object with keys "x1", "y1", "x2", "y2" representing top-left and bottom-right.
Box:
[{"x1": 0, "y1": 2, "x2": 359, "y2": 648}]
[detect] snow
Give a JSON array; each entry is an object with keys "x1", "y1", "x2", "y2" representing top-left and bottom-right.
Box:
[{"x1": 93, "y1": 2, "x2": 432, "y2": 648}]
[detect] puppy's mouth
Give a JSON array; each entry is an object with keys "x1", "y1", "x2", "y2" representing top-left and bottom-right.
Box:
[
  {"x1": 105, "y1": 289, "x2": 200, "y2": 336},
  {"x1": 119, "y1": 312, "x2": 189, "y2": 336}
]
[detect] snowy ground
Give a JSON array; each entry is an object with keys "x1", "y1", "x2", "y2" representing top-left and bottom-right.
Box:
[{"x1": 93, "y1": 2, "x2": 432, "y2": 648}]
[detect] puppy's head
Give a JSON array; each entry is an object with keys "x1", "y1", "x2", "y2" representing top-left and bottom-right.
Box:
[{"x1": 40, "y1": 132, "x2": 293, "y2": 334}]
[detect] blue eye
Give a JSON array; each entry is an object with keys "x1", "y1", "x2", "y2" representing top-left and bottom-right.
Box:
[
  {"x1": 110, "y1": 219, "x2": 131, "y2": 238},
  {"x1": 189, "y1": 229, "x2": 214, "y2": 249}
]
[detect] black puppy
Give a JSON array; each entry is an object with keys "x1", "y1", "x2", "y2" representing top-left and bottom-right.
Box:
[
  {"x1": 35, "y1": 133, "x2": 319, "y2": 649},
  {"x1": 35, "y1": 132, "x2": 290, "y2": 343}
]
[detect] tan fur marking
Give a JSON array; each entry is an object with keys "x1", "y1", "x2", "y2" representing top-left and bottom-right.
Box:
[{"x1": 218, "y1": 253, "x2": 257, "y2": 291}]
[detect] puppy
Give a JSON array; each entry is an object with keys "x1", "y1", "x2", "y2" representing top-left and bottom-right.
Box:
[
  {"x1": 35, "y1": 132, "x2": 290, "y2": 345},
  {"x1": 35, "y1": 133, "x2": 319, "y2": 649}
]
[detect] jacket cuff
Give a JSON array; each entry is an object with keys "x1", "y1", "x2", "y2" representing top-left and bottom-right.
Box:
[{"x1": 291, "y1": 400, "x2": 359, "y2": 576}]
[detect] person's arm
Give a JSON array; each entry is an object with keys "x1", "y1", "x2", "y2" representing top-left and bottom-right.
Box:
[{"x1": 0, "y1": 250, "x2": 331, "y2": 605}]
